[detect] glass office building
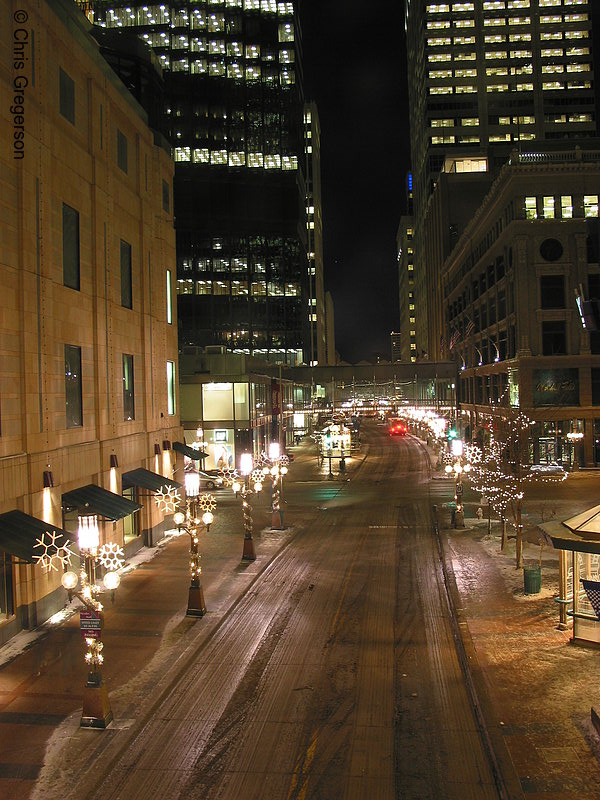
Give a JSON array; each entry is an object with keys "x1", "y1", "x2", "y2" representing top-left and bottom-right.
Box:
[{"x1": 89, "y1": 1, "x2": 309, "y2": 365}]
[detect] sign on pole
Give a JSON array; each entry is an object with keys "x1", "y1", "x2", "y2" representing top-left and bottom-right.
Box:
[{"x1": 80, "y1": 609, "x2": 102, "y2": 639}]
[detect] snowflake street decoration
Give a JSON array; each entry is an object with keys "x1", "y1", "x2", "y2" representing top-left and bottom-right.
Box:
[
  {"x1": 219, "y1": 467, "x2": 237, "y2": 487},
  {"x1": 155, "y1": 484, "x2": 180, "y2": 513},
  {"x1": 279, "y1": 455, "x2": 290, "y2": 467},
  {"x1": 251, "y1": 468, "x2": 265, "y2": 485},
  {"x1": 198, "y1": 493, "x2": 217, "y2": 513},
  {"x1": 256, "y1": 452, "x2": 271, "y2": 469},
  {"x1": 98, "y1": 542, "x2": 125, "y2": 572},
  {"x1": 33, "y1": 531, "x2": 75, "y2": 572}
]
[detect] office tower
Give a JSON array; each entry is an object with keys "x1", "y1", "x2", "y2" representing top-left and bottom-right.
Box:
[
  {"x1": 304, "y1": 102, "x2": 326, "y2": 366},
  {"x1": 404, "y1": 0, "x2": 598, "y2": 356},
  {"x1": 89, "y1": 1, "x2": 309, "y2": 366}
]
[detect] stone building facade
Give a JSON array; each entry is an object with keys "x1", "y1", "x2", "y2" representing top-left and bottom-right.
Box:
[{"x1": 0, "y1": 0, "x2": 181, "y2": 645}]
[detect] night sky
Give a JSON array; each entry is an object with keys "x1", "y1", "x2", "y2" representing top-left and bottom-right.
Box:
[{"x1": 300, "y1": 1, "x2": 411, "y2": 363}]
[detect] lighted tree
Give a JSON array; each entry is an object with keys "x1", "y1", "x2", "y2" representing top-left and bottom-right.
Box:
[{"x1": 470, "y1": 412, "x2": 566, "y2": 569}]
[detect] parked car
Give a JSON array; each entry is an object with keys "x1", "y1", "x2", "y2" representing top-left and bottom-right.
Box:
[{"x1": 529, "y1": 462, "x2": 565, "y2": 476}]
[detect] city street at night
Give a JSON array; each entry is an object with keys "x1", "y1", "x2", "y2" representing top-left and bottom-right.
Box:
[{"x1": 1, "y1": 423, "x2": 600, "y2": 799}]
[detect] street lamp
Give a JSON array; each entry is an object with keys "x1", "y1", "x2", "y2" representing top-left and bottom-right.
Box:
[
  {"x1": 238, "y1": 453, "x2": 263, "y2": 561},
  {"x1": 61, "y1": 514, "x2": 125, "y2": 728},
  {"x1": 267, "y1": 442, "x2": 289, "y2": 530},
  {"x1": 445, "y1": 444, "x2": 472, "y2": 528},
  {"x1": 171, "y1": 469, "x2": 216, "y2": 617},
  {"x1": 567, "y1": 430, "x2": 584, "y2": 471}
]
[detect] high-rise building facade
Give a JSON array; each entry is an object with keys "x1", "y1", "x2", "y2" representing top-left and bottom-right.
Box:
[
  {"x1": 404, "y1": 0, "x2": 598, "y2": 356},
  {"x1": 89, "y1": 1, "x2": 310, "y2": 366},
  {"x1": 304, "y1": 102, "x2": 326, "y2": 366}
]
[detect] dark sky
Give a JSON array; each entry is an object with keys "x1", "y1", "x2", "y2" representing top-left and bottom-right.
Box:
[{"x1": 299, "y1": 2, "x2": 411, "y2": 363}]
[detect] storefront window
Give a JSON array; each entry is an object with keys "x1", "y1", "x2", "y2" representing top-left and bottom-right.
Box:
[{"x1": 203, "y1": 382, "x2": 233, "y2": 420}]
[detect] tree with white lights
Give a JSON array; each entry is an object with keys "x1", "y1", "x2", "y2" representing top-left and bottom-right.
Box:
[{"x1": 470, "y1": 412, "x2": 566, "y2": 569}]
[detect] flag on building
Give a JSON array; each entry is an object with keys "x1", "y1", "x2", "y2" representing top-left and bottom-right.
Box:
[
  {"x1": 449, "y1": 329, "x2": 460, "y2": 351},
  {"x1": 465, "y1": 318, "x2": 475, "y2": 338},
  {"x1": 582, "y1": 579, "x2": 600, "y2": 619}
]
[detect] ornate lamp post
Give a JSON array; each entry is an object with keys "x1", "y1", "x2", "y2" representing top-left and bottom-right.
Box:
[
  {"x1": 61, "y1": 514, "x2": 125, "y2": 728},
  {"x1": 445, "y1": 450, "x2": 472, "y2": 529},
  {"x1": 156, "y1": 470, "x2": 215, "y2": 617},
  {"x1": 267, "y1": 442, "x2": 289, "y2": 530},
  {"x1": 234, "y1": 453, "x2": 263, "y2": 561}
]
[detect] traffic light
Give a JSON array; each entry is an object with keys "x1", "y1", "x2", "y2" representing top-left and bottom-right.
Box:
[{"x1": 447, "y1": 427, "x2": 457, "y2": 441}]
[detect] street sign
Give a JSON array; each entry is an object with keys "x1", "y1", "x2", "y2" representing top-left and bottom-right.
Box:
[{"x1": 80, "y1": 609, "x2": 102, "y2": 639}]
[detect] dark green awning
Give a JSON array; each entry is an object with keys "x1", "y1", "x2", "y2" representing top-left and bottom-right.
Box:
[
  {"x1": 62, "y1": 484, "x2": 141, "y2": 521},
  {"x1": 0, "y1": 510, "x2": 71, "y2": 562},
  {"x1": 173, "y1": 441, "x2": 208, "y2": 461},
  {"x1": 122, "y1": 468, "x2": 181, "y2": 493}
]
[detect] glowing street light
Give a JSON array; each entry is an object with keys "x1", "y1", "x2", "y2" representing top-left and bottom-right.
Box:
[
  {"x1": 237, "y1": 453, "x2": 263, "y2": 561},
  {"x1": 267, "y1": 442, "x2": 289, "y2": 530},
  {"x1": 61, "y1": 514, "x2": 125, "y2": 728}
]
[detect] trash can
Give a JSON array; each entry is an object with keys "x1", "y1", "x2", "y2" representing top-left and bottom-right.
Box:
[{"x1": 523, "y1": 565, "x2": 542, "y2": 595}]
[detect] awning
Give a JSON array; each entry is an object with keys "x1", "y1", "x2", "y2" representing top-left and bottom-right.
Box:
[
  {"x1": 0, "y1": 510, "x2": 71, "y2": 562},
  {"x1": 541, "y1": 519, "x2": 600, "y2": 555},
  {"x1": 173, "y1": 441, "x2": 208, "y2": 461},
  {"x1": 62, "y1": 484, "x2": 141, "y2": 521},
  {"x1": 122, "y1": 468, "x2": 181, "y2": 493}
]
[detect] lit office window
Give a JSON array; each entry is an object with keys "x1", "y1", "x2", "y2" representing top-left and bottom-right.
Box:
[
  {"x1": 508, "y1": 16, "x2": 530, "y2": 24},
  {"x1": 431, "y1": 118, "x2": 455, "y2": 127},
  {"x1": 485, "y1": 51, "x2": 507, "y2": 59},
  {"x1": 539, "y1": 0, "x2": 561, "y2": 5},
  {"x1": 511, "y1": 50, "x2": 532, "y2": 58},
  {"x1": 175, "y1": 147, "x2": 191, "y2": 161},
  {"x1": 428, "y1": 37, "x2": 452, "y2": 46},
  {"x1": 455, "y1": 51, "x2": 476, "y2": 60},
  {"x1": 541, "y1": 31, "x2": 563, "y2": 41},
  {"x1": 454, "y1": 36, "x2": 475, "y2": 44},
  {"x1": 484, "y1": 1, "x2": 505, "y2": 8},
  {"x1": 166, "y1": 269, "x2": 172, "y2": 324},
  {"x1": 426, "y1": 3, "x2": 450, "y2": 10},
  {"x1": 541, "y1": 15, "x2": 561, "y2": 23},
  {"x1": 525, "y1": 196, "x2": 537, "y2": 219},
  {"x1": 510, "y1": 33, "x2": 531, "y2": 41},
  {"x1": 567, "y1": 63, "x2": 591, "y2": 73},
  {"x1": 565, "y1": 30, "x2": 589, "y2": 39},
  {"x1": 428, "y1": 52, "x2": 452, "y2": 62},
  {"x1": 431, "y1": 135, "x2": 456, "y2": 143},
  {"x1": 584, "y1": 196, "x2": 599, "y2": 218},
  {"x1": 454, "y1": 18, "x2": 475, "y2": 27},
  {"x1": 427, "y1": 20, "x2": 451, "y2": 28},
  {"x1": 561, "y1": 196, "x2": 573, "y2": 219},
  {"x1": 456, "y1": 84, "x2": 477, "y2": 93},
  {"x1": 484, "y1": 17, "x2": 506, "y2": 26},
  {"x1": 543, "y1": 196, "x2": 555, "y2": 219},
  {"x1": 485, "y1": 34, "x2": 505, "y2": 43},
  {"x1": 429, "y1": 69, "x2": 453, "y2": 78},
  {"x1": 565, "y1": 14, "x2": 589, "y2": 23},
  {"x1": 541, "y1": 48, "x2": 564, "y2": 57},
  {"x1": 430, "y1": 86, "x2": 453, "y2": 94},
  {"x1": 487, "y1": 83, "x2": 509, "y2": 92},
  {"x1": 487, "y1": 67, "x2": 509, "y2": 76},
  {"x1": 65, "y1": 345, "x2": 83, "y2": 428},
  {"x1": 542, "y1": 81, "x2": 563, "y2": 90},
  {"x1": 122, "y1": 354, "x2": 134, "y2": 421},
  {"x1": 569, "y1": 114, "x2": 592, "y2": 123},
  {"x1": 455, "y1": 68, "x2": 477, "y2": 77},
  {"x1": 542, "y1": 65, "x2": 564, "y2": 74},
  {"x1": 167, "y1": 361, "x2": 176, "y2": 416},
  {"x1": 461, "y1": 117, "x2": 479, "y2": 125}
]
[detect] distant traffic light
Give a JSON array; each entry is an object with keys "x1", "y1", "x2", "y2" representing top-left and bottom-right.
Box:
[{"x1": 448, "y1": 427, "x2": 457, "y2": 441}]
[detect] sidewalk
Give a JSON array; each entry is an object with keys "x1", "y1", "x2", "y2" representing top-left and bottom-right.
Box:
[{"x1": 1, "y1": 436, "x2": 600, "y2": 799}]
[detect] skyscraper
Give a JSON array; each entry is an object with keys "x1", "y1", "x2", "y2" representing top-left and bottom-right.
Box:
[
  {"x1": 404, "y1": 0, "x2": 598, "y2": 356},
  {"x1": 89, "y1": 1, "x2": 310, "y2": 366}
]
